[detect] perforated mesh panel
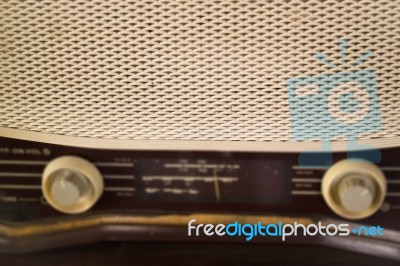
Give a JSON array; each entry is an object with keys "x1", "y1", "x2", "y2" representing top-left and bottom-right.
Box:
[{"x1": 1, "y1": 0, "x2": 399, "y2": 142}]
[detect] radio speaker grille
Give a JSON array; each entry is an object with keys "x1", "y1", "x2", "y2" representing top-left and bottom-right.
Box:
[{"x1": 1, "y1": 0, "x2": 399, "y2": 143}]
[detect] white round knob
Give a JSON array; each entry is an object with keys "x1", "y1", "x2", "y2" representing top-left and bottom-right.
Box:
[
  {"x1": 42, "y1": 156, "x2": 103, "y2": 214},
  {"x1": 338, "y1": 175, "x2": 375, "y2": 213},
  {"x1": 322, "y1": 160, "x2": 386, "y2": 220}
]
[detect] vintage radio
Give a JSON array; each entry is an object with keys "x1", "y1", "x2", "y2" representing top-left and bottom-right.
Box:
[{"x1": 0, "y1": 0, "x2": 399, "y2": 260}]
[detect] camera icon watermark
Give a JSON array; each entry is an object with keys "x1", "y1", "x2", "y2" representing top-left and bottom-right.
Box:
[{"x1": 286, "y1": 39, "x2": 382, "y2": 166}]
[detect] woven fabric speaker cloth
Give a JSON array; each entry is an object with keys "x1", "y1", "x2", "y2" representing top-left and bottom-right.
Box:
[{"x1": 0, "y1": 0, "x2": 399, "y2": 151}]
